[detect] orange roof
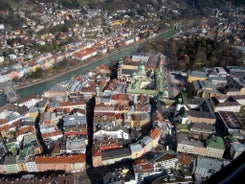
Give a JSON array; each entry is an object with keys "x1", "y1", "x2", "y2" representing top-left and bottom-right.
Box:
[
  {"x1": 73, "y1": 48, "x2": 96, "y2": 58},
  {"x1": 16, "y1": 126, "x2": 35, "y2": 136},
  {"x1": 178, "y1": 154, "x2": 195, "y2": 165},
  {"x1": 0, "y1": 119, "x2": 7, "y2": 125},
  {"x1": 36, "y1": 154, "x2": 85, "y2": 164},
  {"x1": 94, "y1": 65, "x2": 110, "y2": 73},
  {"x1": 0, "y1": 124, "x2": 9, "y2": 131},
  {"x1": 111, "y1": 93, "x2": 129, "y2": 101},
  {"x1": 150, "y1": 127, "x2": 162, "y2": 139},
  {"x1": 133, "y1": 159, "x2": 154, "y2": 173},
  {"x1": 42, "y1": 129, "x2": 63, "y2": 139},
  {"x1": 92, "y1": 148, "x2": 102, "y2": 157},
  {"x1": 133, "y1": 159, "x2": 145, "y2": 165}
]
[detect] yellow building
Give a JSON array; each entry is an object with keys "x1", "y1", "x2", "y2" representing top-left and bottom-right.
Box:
[
  {"x1": 130, "y1": 113, "x2": 150, "y2": 128},
  {"x1": 187, "y1": 71, "x2": 207, "y2": 83},
  {"x1": 193, "y1": 80, "x2": 224, "y2": 98}
]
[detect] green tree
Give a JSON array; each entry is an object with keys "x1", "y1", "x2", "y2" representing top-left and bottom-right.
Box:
[{"x1": 30, "y1": 68, "x2": 43, "y2": 79}]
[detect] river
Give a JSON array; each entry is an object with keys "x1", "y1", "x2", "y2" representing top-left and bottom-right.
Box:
[{"x1": 0, "y1": 28, "x2": 179, "y2": 106}]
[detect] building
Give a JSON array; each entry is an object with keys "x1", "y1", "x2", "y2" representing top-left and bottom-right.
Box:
[
  {"x1": 71, "y1": 48, "x2": 97, "y2": 61},
  {"x1": 149, "y1": 127, "x2": 162, "y2": 148},
  {"x1": 232, "y1": 95, "x2": 245, "y2": 106},
  {"x1": 211, "y1": 96, "x2": 241, "y2": 112},
  {"x1": 177, "y1": 140, "x2": 206, "y2": 156},
  {"x1": 153, "y1": 153, "x2": 178, "y2": 170},
  {"x1": 130, "y1": 112, "x2": 151, "y2": 129},
  {"x1": 192, "y1": 80, "x2": 222, "y2": 98},
  {"x1": 230, "y1": 142, "x2": 245, "y2": 160},
  {"x1": 101, "y1": 147, "x2": 131, "y2": 165},
  {"x1": 117, "y1": 55, "x2": 150, "y2": 82},
  {"x1": 187, "y1": 71, "x2": 207, "y2": 83},
  {"x1": 25, "y1": 156, "x2": 38, "y2": 173},
  {"x1": 92, "y1": 148, "x2": 102, "y2": 167},
  {"x1": 36, "y1": 154, "x2": 85, "y2": 173},
  {"x1": 130, "y1": 143, "x2": 144, "y2": 159},
  {"x1": 175, "y1": 99, "x2": 216, "y2": 125},
  {"x1": 63, "y1": 114, "x2": 87, "y2": 136},
  {"x1": 217, "y1": 111, "x2": 245, "y2": 141},
  {"x1": 94, "y1": 138, "x2": 119, "y2": 151},
  {"x1": 133, "y1": 159, "x2": 156, "y2": 184},
  {"x1": 225, "y1": 76, "x2": 245, "y2": 96},
  {"x1": 65, "y1": 136, "x2": 86, "y2": 154},
  {"x1": 176, "y1": 154, "x2": 196, "y2": 180},
  {"x1": 93, "y1": 129, "x2": 130, "y2": 140},
  {"x1": 16, "y1": 155, "x2": 27, "y2": 172},
  {"x1": 2, "y1": 155, "x2": 18, "y2": 174},
  {"x1": 177, "y1": 134, "x2": 206, "y2": 157},
  {"x1": 189, "y1": 123, "x2": 216, "y2": 140},
  {"x1": 206, "y1": 136, "x2": 225, "y2": 159},
  {"x1": 194, "y1": 156, "x2": 223, "y2": 183}
]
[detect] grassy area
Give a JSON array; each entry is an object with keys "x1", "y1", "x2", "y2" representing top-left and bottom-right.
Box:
[{"x1": 8, "y1": 0, "x2": 35, "y2": 9}]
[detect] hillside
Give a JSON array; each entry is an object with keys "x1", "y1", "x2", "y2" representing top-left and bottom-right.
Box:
[
  {"x1": 4, "y1": 0, "x2": 244, "y2": 11},
  {"x1": 0, "y1": 0, "x2": 244, "y2": 29}
]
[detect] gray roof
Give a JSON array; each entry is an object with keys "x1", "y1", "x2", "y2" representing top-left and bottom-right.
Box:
[
  {"x1": 130, "y1": 143, "x2": 143, "y2": 153},
  {"x1": 139, "y1": 136, "x2": 153, "y2": 146},
  {"x1": 195, "y1": 156, "x2": 223, "y2": 176},
  {"x1": 189, "y1": 71, "x2": 207, "y2": 78},
  {"x1": 188, "y1": 110, "x2": 216, "y2": 119},
  {"x1": 3, "y1": 155, "x2": 17, "y2": 165},
  {"x1": 226, "y1": 66, "x2": 245, "y2": 73},
  {"x1": 102, "y1": 147, "x2": 131, "y2": 160},
  {"x1": 121, "y1": 69, "x2": 138, "y2": 75},
  {"x1": 63, "y1": 114, "x2": 87, "y2": 126},
  {"x1": 191, "y1": 100, "x2": 216, "y2": 117},
  {"x1": 231, "y1": 142, "x2": 245, "y2": 152},
  {"x1": 131, "y1": 55, "x2": 150, "y2": 63}
]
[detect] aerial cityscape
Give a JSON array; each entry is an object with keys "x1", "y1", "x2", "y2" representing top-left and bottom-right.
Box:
[{"x1": 0, "y1": 0, "x2": 244, "y2": 183}]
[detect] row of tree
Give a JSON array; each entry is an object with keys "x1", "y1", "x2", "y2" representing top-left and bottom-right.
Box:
[
  {"x1": 137, "y1": 35, "x2": 244, "y2": 72},
  {"x1": 168, "y1": 37, "x2": 244, "y2": 71}
]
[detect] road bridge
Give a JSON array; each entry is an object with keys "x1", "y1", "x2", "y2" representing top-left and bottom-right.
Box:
[{"x1": 0, "y1": 82, "x2": 20, "y2": 103}]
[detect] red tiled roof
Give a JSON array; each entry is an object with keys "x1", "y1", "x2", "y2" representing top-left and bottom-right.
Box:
[
  {"x1": 16, "y1": 126, "x2": 35, "y2": 136},
  {"x1": 133, "y1": 159, "x2": 154, "y2": 173},
  {"x1": 42, "y1": 129, "x2": 63, "y2": 139},
  {"x1": 178, "y1": 154, "x2": 195, "y2": 165},
  {"x1": 0, "y1": 119, "x2": 7, "y2": 125},
  {"x1": 0, "y1": 124, "x2": 9, "y2": 132},
  {"x1": 92, "y1": 148, "x2": 102, "y2": 157},
  {"x1": 94, "y1": 112, "x2": 115, "y2": 116},
  {"x1": 36, "y1": 154, "x2": 85, "y2": 164},
  {"x1": 73, "y1": 48, "x2": 96, "y2": 58},
  {"x1": 150, "y1": 127, "x2": 161, "y2": 139}
]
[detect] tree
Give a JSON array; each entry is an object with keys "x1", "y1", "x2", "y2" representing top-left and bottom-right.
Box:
[{"x1": 30, "y1": 68, "x2": 43, "y2": 79}]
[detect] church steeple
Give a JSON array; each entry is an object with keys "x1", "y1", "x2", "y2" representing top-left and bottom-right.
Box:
[{"x1": 138, "y1": 61, "x2": 146, "y2": 76}]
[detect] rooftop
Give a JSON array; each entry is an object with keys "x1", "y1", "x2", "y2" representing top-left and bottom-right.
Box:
[
  {"x1": 154, "y1": 153, "x2": 177, "y2": 163},
  {"x1": 196, "y1": 156, "x2": 223, "y2": 171},
  {"x1": 206, "y1": 136, "x2": 225, "y2": 150},
  {"x1": 189, "y1": 71, "x2": 207, "y2": 78},
  {"x1": 178, "y1": 154, "x2": 195, "y2": 165},
  {"x1": 35, "y1": 153, "x2": 85, "y2": 164},
  {"x1": 218, "y1": 111, "x2": 243, "y2": 129},
  {"x1": 101, "y1": 147, "x2": 131, "y2": 160}
]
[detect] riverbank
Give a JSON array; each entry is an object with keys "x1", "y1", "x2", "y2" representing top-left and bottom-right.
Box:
[{"x1": 15, "y1": 42, "x2": 136, "y2": 91}]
